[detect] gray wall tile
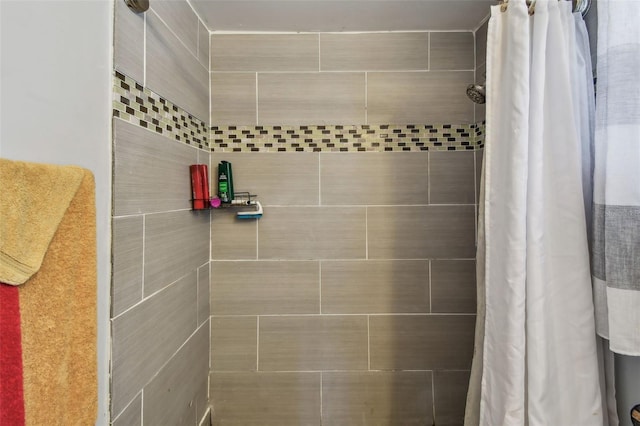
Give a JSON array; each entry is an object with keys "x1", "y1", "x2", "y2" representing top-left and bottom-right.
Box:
[
  {"x1": 212, "y1": 152, "x2": 319, "y2": 206},
  {"x1": 114, "y1": 0, "x2": 144, "y2": 82},
  {"x1": 144, "y1": 210, "x2": 210, "y2": 295},
  {"x1": 431, "y1": 260, "x2": 476, "y2": 313},
  {"x1": 211, "y1": 34, "x2": 319, "y2": 72},
  {"x1": 258, "y1": 73, "x2": 366, "y2": 125},
  {"x1": 320, "y1": 152, "x2": 428, "y2": 205},
  {"x1": 111, "y1": 392, "x2": 141, "y2": 426},
  {"x1": 258, "y1": 207, "x2": 366, "y2": 259},
  {"x1": 112, "y1": 216, "x2": 143, "y2": 316},
  {"x1": 143, "y1": 323, "x2": 209, "y2": 426},
  {"x1": 211, "y1": 316, "x2": 257, "y2": 371},
  {"x1": 475, "y1": 62, "x2": 486, "y2": 122},
  {"x1": 210, "y1": 73, "x2": 256, "y2": 125},
  {"x1": 259, "y1": 316, "x2": 368, "y2": 371},
  {"x1": 322, "y1": 371, "x2": 433, "y2": 425},
  {"x1": 430, "y1": 32, "x2": 475, "y2": 70},
  {"x1": 198, "y1": 20, "x2": 209, "y2": 68},
  {"x1": 430, "y1": 150, "x2": 476, "y2": 204},
  {"x1": 195, "y1": 381, "x2": 210, "y2": 426},
  {"x1": 321, "y1": 260, "x2": 429, "y2": 314},
  {"x1": 111, "y1": 272, "x2": 197, "y2": 416},
  {"x1": 476, "y1": 21, "x2": 488, "y2": 68},
  {"x1": 150, "y1": 0, "x2": 198, "y2": 56},
  {"x1": 197, "y1": 148, "x2": 210, "y2": 170},
  {"x1": 113, "y1": 119, "x2": 198, "y2": 215},
  {"x1": 367, "y1": 71, "x2": 474, "y2": 124},
  {"x1": 367, "y1": 205, "x2": 476, "y2": 259},
  {"x1": 147, "y1": 10, "x2": 208, "y2": 121},
  {"x1": 211, "y1": 211, "x2": 257, "y2": 259},
  {"x1": 320, "y1": 33, "x2": 428, "y2": 71},
  {"x1": 199, "y1": 409, "x2": 212, "y2": 426},
  {"x1": 197, "y1": 28, "x2": 480, "y2": 426},
  {"x1": 210, "y1": 372, "x2": 321, "y2": 425},
  {"x1": 369, "y1": 315, "x2": 475, "y2": 370},
  {"x1": 434, "y1": 370, "x2": 471, "y2": 426},
  {"x1": 211, "y1": 261, "x2": 319, "y2": 315},
  {"x1": 475, "y1": 149, "x2": 484, "y2": 203},
  {"x1": 197, "y1": 263, "x2": 210, "y2": 325}
]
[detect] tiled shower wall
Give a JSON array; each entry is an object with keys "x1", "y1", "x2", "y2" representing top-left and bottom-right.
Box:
[
  {"x1": 210, "y1": 32, "x2": 475, "y2": 125},
  {"x1": 110, "y1": 1, "x2": 210, "y2": 425},
  {"x1": 476, "y1": 19, "x2": 488, "y2": 123},
  {"x1": 209, "y1": 31, "x2": 483, "y2": 425}
]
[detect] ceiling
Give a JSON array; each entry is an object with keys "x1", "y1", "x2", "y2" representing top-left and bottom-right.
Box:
[{"x1": 189, "y1": 0, "x2": 495, "y2": 33}]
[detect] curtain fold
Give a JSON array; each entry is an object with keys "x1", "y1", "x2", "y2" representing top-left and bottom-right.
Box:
[
  {"x1": 466, "y1": 1, "x2": 604, "y2": 424},
  {"x1": 591, "y1": 0, "x2": 640, "y2": 357}
]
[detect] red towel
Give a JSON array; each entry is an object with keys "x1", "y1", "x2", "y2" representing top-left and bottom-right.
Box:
[{"x1": 0, "y1": 282, "x2": 25, "y2": 426}]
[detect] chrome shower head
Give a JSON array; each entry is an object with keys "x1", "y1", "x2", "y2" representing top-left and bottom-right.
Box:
[{"x1": 466, "y1": 83, "x2": 486, "y2": 104}]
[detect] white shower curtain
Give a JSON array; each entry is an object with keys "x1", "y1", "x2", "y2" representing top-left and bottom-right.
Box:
[{"x1": 465, "y1": 1, "x2": 603, "y2": 424}]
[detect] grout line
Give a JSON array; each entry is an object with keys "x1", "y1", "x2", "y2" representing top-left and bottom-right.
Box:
[
  {"x1": 255, "y1": 72, "x2": 259, "y2": 125},
  {"x1": 427, "y1": 151, "x2": 431, "y2": 205},
  {"x1": 141, "y1": 215, "x2": 146, "y2": 300},
  {"x1": 318, "y1": 34, "x2": 321, "y2": 72},
  {"x1": 255, "y1": 218, "x2": 259, "y2": 260},
  {"x1": 427, "y1": 32, "x2": 431, "y2": 71},
  {"x1": 140, "y1": 389, "x2": 144, "y2": 425},
  {"x1": 473, "y1": 28, "x2": 477, "y2": 125},
  {"x1": 320, "y1": 373, "x2": 323, "y2": 423},
  {"x1": 207, "y1": 313, "x2": 212, "y2": 372},
  {"x1": 364, "y1": 72, "x2": 368, "y2": 124},
  {"x1": 143, "y1": 13, "x2": 147, "y2": 86},
  {"x1": 365, "y1": 207, "x2": 369, "y2": 260},
  {"x1": 474, "y1": 28, "x2": 477, "y2": 75},
  {"x1": 256, "y1": 316, "x2": 260, "y2": 371},
  {"x1": 209, "y1": 29, "x2": 474, "y2": 35},
  {"x1": 474, "y1": 150, "x2": 478, "y2": 206},
  {"x1": 428, "y1": 260, "x2": 432, "y2": 313},
  {"x1": 318, "y1": 153, "x2": 322, "y2": 205},
  {"x1": 210, "y1": 312, "x2": 476, "y2": 318},
  {"x1": 431, "y1": 370, "x2": 436, "y2": 424},
  {"x1": 367, "y1": 315, "x2": 371, "y2": 370},
  {"x1": 210, "y1": 257, "x2": 476, "y2": 263},
  {"x1": 211, "y1": 368, "x2": 450, "y2": 373},
  {"x1": 474, "y1": 150, "x2": 479, "y2": 247},
  {"x1": 319, "y1": 261, "x2": 322, "y2": 314},
  {"x1": 241, "y1": 203, "x2": 476, "y2": 208}
]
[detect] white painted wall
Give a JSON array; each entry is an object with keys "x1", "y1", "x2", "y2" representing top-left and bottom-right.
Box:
[{"x1": 0, "y1": 1, "x2": 112, "y2": 424}]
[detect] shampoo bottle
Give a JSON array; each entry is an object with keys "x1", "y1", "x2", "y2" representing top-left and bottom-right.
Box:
[{"x1": 218, "y1": 161, "x2": 234, "y2": 203}]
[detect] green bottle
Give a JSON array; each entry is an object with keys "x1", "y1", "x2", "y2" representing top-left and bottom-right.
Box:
[{"x1": 218, "y1": 161, "x2": 234, "y2": 203}]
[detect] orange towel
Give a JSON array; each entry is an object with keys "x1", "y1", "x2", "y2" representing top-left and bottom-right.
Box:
[
  {"x1": 0, "y1": 159, "x2": 85, "y2": 285},
  {"x1": 0, "y1": 159, "x2": 97, "y2": 425}
]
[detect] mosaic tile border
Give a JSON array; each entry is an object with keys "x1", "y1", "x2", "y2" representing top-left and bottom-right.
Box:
[
  {"x1": 112, "y1": 71, "x2": 209, "y2": 149},
  {"x1": 475, "y1": 120, "x2": 485, "y2": 148},
  {"x1": 112, "y1": 71, "x2": 485, "y2": 152},
  {"x1": 210, "y1": 123, "x2": 483, "y2": 152}
]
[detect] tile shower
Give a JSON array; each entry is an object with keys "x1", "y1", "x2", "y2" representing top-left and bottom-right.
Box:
[{"x1": 110, "y1": 0, "x2": 488, "y2": 424}]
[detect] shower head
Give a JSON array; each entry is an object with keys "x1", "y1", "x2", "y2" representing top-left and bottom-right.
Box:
[{"x1": 466, "y1": 83, "x2": 486, "y2": 104}]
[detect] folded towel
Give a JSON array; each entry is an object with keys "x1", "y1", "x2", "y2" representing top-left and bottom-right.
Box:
[
  {"x1": 0, "y1": 159, "x2": 97, "y2": 425},
  {"x1": 0, "y1": 159, "x2": 85, "y2": 285}
]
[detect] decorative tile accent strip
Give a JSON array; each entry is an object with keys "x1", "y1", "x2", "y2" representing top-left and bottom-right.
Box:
[
  {"x1": 112, "y1": 71, "x2": 209, "y2": 149},
  {"x1": 475, "y1": 120, "x2": 485, "y2": 149},
  {"x1": 112, "y1": 70, "x2": 484, "y2": 153},
  {"x1": 210, "y1": 123, "x2": 483, "y2": 153}
]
